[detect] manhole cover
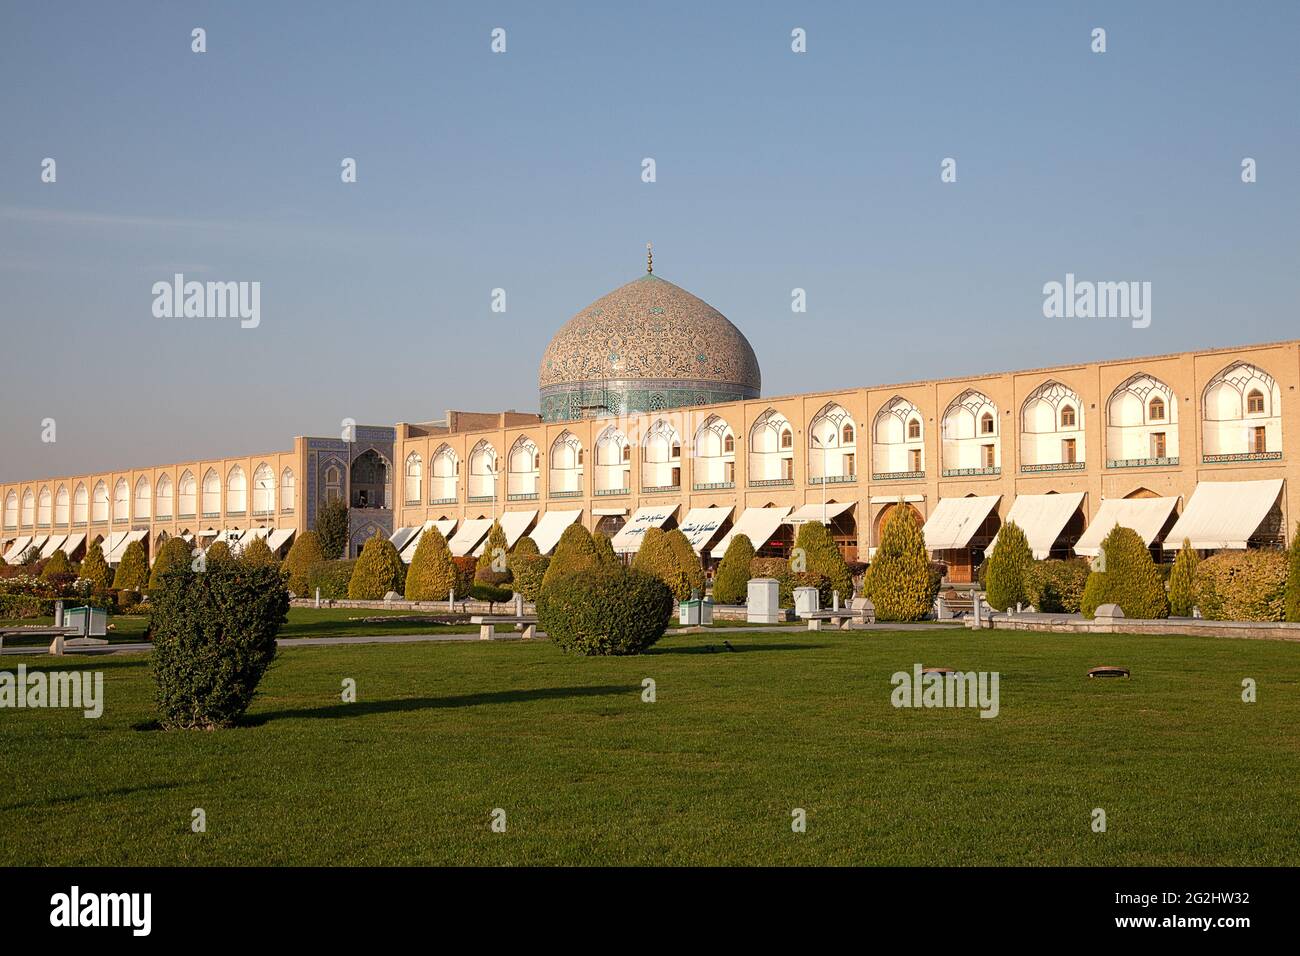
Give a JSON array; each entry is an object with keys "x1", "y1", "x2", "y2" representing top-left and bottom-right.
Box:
[{"x1": 1088, "y1": 666, "x2": 1130, "y2": 678}]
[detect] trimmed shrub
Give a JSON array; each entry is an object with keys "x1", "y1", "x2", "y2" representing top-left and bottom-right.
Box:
[
  {"x1": 592, "y1": 531, "x2": 620, "y2": 570},
  {"x1": 451, "y1": 556, "x2": 477, "y2": 596},
  {"x1": 205, "y1": 541, "x2": 232, "y2": 564},
  {"x1": 1193, "y1": 551, "x2": 1287, "y2": 622},
  {"x1": 307, "y1": 560, "x2": 355, "y2": 600},
  {"x1": 239, "y1": 536, "x2": 279, "y2": 569},
  {"x1": 1169, "y1": 538, "x2": 1199, "y2": 617},
  {"x1": 750, "y1": 557, "x2": 796, "y2": 607},
  {"x1": 634, "y1": 527, "x2": 703, "y2": 601},
  {"x1": 112, "y1": 540, "x2": 149, "y2": 590},
  {"x1": 792, "y1": 521, "x2": 852, "y2": 603},
  {"x1": 984, "y1": 521, "x2": 1032, "y2": 612},
  {"x1": 541, "y1": 522, "x2": 598, "y2": 590},
  {"x1": 348, "y1": 533, "x2": 405, "y2": 599},
  {"x1": 865, "y1": 503, "x2": 932, "y2": 621},
  {"x1": 1286, "y1": 526, "x2": 1300, "y2": 623},
  {"x1": 40, "y1": 549, "x2": 70, "y2": 581},
  {"x1": 665, "y1": 529, "x2": 706, "y2": 599},
  {"x1": 150, "y1": 559, "x2": 289, "y2": 729},
  {"x1": 537, "y1": 568, "x2": 673, "y2": 655},
  {"x1": 284, "y1": 530, "x2": 325, "y2": 597},
  {"x1": 512, "y1": 535, "x2": 540, "y2": 559},
  {"x1": 712, "y1": 533, "x2": 755, "y2": 605},
  {"x1": 316, "y1": 498, "x2": 349, "y2": 560},
  {"x1": 80, "y1": 540, "x2": 112, "y2": 592},
  {"x1": 470, "y1": 582, "x2": 513, "y2": 606},
  {"x1": 1081, "y1": 525, "x2": 1169, "y2": 619},
  {"x1": 149, "y1": 537, "x2": 192, "y2": 592},
  {"x1": 508, "y1": 538, "x2": 548, "y2": 603},
  {"x1": 475, "y1": 520, "x2": 512, "y2": 586},
  {"x1": 405, "y1": 526, "x2": 456, "y2": 601},
  {"x1": 1024, "y1": 559, "x2": 1090, "y2": 613}
]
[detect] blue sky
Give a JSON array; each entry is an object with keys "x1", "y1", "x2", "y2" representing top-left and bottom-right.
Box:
[{"x1": 1, "y1": 1, "x2": 1297, "y2": 481}]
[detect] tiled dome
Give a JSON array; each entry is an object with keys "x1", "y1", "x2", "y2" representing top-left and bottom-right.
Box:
[{"x1": 538, "y1": 272, "x2": 761, "y2": 421}]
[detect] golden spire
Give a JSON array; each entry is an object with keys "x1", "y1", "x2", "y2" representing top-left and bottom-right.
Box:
[{"x1": 646, "y1": 241, "x2": 653, "y2": 274}]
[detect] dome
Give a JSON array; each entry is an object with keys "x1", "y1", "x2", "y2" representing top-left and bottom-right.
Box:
[{"x1": 539, "y1": 270, "x2": 761, "y2": 421}]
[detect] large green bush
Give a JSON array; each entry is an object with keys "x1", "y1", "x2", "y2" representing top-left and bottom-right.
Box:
[
  {"x1": 1168, "y1": 538, "x2": 1199, "y2": 617},
  {"x1": 284, "y1": 530, "x2": 325, "y2": 597},
  {"x1": 792, "y1": 521, "x2": 852, "y2": 603},
  {"x1": 1193, "y1": 551, "x2": 1287, "y2": 622},
  {"x1": 864, "y1": 504, "x2": 932, "y2": 621},
  {"x1": 537, "y1": 568, "x2": 673, "y2": 655},
  {"x1": 148, "y1": 537, "x2": 192, "y2": 592},
  {"x1": 1285, "y1": 526, "x2": 1300, "y2": 623},
  {"x1": 711, "y1": 533, "x2": 755, "y2": 604},
  {"x1": 80, "y1": 540, "x2": 112, "y2": 592},
  {"x1": 475, "y1": 520, "x2": 512, "y2": 586},
  {"x1": 307, "y1": 559, "x2": 356, "y2": 600},
  {"x1": 508, "y1": 537, "x2": 548, "y2": 603},
  {"x1": 205, "y1": 540, "x2": 232, "y2": 564},
  {"x1": 40, "y1": 549, "x2": 71, "y2": 581},
  {"x1": 542, "y1": 522, "x2": 599, "y2": 589},
  {"x1": 1081, "y1": 525, "x2": 1169, "y2": 619},
  {"x1": 634, "y1": 527, "x2": 703, "y2": 601},
  {"x1": 405, "y1": 526, "x2": 456, "y2": 601},
  {"x1": 348, "y1": 534, "x2": 405, "y2": 599},
  {"x1": 112, "y1": 540, "x2": 149, "y2": 590},
  {"x1": 316, "y1": 498, "x2": 349, "y2": 560},
  {"x1": 984, "y1": 521, "x2": 1032, "y2": 611},
  {"x1": 1024, "y1": 559, "x2": 1090, "y2": 613},
  {"x1": 150, "y1": 559, "x2": 289, "y2": 729}
]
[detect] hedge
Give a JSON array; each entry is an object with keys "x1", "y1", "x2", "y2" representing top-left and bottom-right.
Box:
[
  {"x1": 348, "y1": 533, "x2": 405, "y2": 599},
  {"x1": 40, "y1": 549, "x2": 71, "y2": 581},
  {"x1": 307, "y1": 560, "x2": 356, "y2": 600},
  {"x1": 537, "y1": 567, "x2": 673, "y2": 655},
  {"x1": 1193, "y1": 550, "x2": 1287, "y2": 622},
  {"x1": 592, "y1": 532, "x2": 620, "y2": 570},
  {"x1": 205, "y1": 541, "x2": 232, "y2": 564},
  {"x1": 508, "y1": 539, "x2": 549, "y2": 603},
  {"x1": 1024, "y1": 559, "x2": 1090, "y2": 613},
  {"x1": 239, "y1": 536, "x2": 279, "y2": 568},
  {"x1": 984, "y1": 521, "x2": 1032, "y2": 612},
  {"x1": 1081, "y1": 525, "x2": 1169, "y2": 619},
  {"x1": 711, "y1": 533, "x2": 755, "y2": 605},
  {"x1": 865, "y1": 503, "x2": 932, "y2": 621},
  {"x1": 1286, "y1": 526, "x2": 1300, "y2": 623},
  {"x1": 405, "y1": 526, "x2": 456, "y2": 601},
  {"x1": 284, "y1": 530, "x2": 325, "y2": 597}
]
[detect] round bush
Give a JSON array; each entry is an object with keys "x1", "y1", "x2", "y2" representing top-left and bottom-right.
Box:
[{"x1": 537, "y1": 568, "x2": 673, "y2": 655}]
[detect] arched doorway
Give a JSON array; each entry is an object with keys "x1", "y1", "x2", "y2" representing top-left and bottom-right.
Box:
[{"x1": 350, "y1": 450, "x2": 391, "y2": 510}]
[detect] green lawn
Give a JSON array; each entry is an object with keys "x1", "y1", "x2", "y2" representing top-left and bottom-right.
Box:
[{"x1": 2, "y1": 628, "x2": 1296, "y2": 865}]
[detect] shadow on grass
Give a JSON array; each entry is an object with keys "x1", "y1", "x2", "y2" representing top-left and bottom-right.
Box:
[
  {"x1": 646, "y1": 642, "x2": 822, "y2": 655},
  {"x1": 1, "y1": 779, "x2": 189, "y2": 812},
  {"x1": 244, "y1": 683, "x2": 644, "y2": 725}
]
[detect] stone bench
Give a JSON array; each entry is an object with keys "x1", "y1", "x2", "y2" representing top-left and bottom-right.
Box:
[
  {"x1": 0, "y1": 626, "x2": 81, "y2": 650},
  {"x1": 798, "y1": 611, "x2": 854, "y2": 631},
  {"x1": 469, "y1": 615, "x2": 538, "y2": 641}
]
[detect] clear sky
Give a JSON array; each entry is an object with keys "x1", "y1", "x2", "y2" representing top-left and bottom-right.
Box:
[{"x1": 1, "y1": 1, "x2": 1297, "y2": 482}]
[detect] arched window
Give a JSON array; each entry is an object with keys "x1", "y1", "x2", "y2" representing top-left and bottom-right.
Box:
[
  {"x1": 809, "y1": 402, "x2": 856, "y2": 481},
  {"x1": 2, "y1": 491, "x2": 16, "y2": 529},
  {"x1": 980, "y1": 413, "x2": 995, "y2": 435},
  {"x1": 549, "y1": 431, "x2": 584, "y2": 495},
  {"x1": 694, "y1": 415, "x2": 737, "y2": 487},
  {"x1": 1107, "y1": 373, "x2": 1178, "y2": 464},
  {"x1": 404, "y1": 452, "x2": 423, "y2": 504},
  {"x1": 941, "y1": 390, "x2": 1000, "y2": 474},
  {"x1": 226, "y1": 466, "x2": 247, "y2": 514},
  {"x1": 156, "y1": 474, "x2": 173, "y2": 519},
  {"x1": 178, "y1": 471, "x2": 197, "y2": 517},
  {"x1": 54, "y1": 485, "x2": 69, "y2": 525},
  {"x1": 92, "y1": 481, "x2": 109, "y2": 522},
  {"x1": 843, "y1": 424, "x2": 855, "y2": 444},
  {"x1": 113, "y1": 478, "x2": 130, "y2": 521},
  {"x1": 1148, "y1": 396, "x2": 1165, "y2": 421},
  {"x1": 1203, "y1": 362, "x2": 1281, "y2": 457},
  {"x1": 253, "y1": 463, "x2": 275, "y2": 514},
  {"x1": 506, "y1": 437, "x2": 540, "y2": 498},
  {"x1": 749, "y1": 409, "x2": 795, "y2": 483},
  {"x1": 37, "y1": 487, "x2": 51, "y2": 526},
  {"x1": 72, "y1": 484, "x2": 89, "y2": 524},
  {"x1": 907, "y1": 419, "x2": 921, "y2": 440},
  {"x1": 594, "y1": 425, "x2": 631, "y2": 493},
  {"x1": 280, "y1": 468, "x2": 296, "y2": 512},
  {"x1": 429, "y1": 447, "x2": 457, "y2": 502},
  {"x1": 1247, "y1": 389, "x2": 1265, "y2": 414},
  {"x1": 323, "y1": 465, "x2": 342, "y2": 503},
  {"x1": 20, "y1": 490, "x2": 34, "y2": 526},
  {"x1": 780, "y1": 429, "x2": 793, "y2": 449},
  {"x1": 724, "y1": 434, "x2": 735, "y2": 454},
  {"x1": 201, "y1": 469, "x2": 221, "y2": 516},
  {"x1": 1060, "y1": 405, "x2": 1076, "y2": 428},
  {"x1": 468, "y1": 441, "x2": 498, "y2": 500},
  {"x1": 642, "y1": 420, "x2": 682, "y2": 489},
  {"x1": 134, "y1": 476, "x2": 151, "y2": 520}
]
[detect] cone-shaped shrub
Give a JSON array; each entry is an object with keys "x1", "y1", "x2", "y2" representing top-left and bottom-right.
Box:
[
  {"x1": 712, "y1": 533, "x2": 755, "y2": 605},
  {"x1": 1285, "y1": 525, "x2": 1300, "y2": 623},
  {"x1": 542, "y1": 522, "x2": 598, "y2": 589},
  {"x1": 405, "y1": 526, "x2": 456, "y2": 601},
  {"x1": 205, "y1": 540, "x2": 232, "y2": 564},
  {"x1": 1080, "y1": 525, "x2": 1169, "y2": 619},
  {"x1": 284, "y1": 530, "x2": 325, "y2": 597},
  {"x1": 81, "y1": 540, "x2": 112, "y2": 591},
  {"x1": 984, "y1": 520, "x2": 1032, "y2": 611},
  {"x1": 633, "y1": 527, "x2": 687, "y2": 599},
  {"x1": 348, "y1": 533, "x2": 405, "y2": 599},
  {"x1": 666, "y1": 528, "x2": 706, "y2": 600},
  {"x1": 507, "y1": 535, "x2": 547, "y2": 603},
  {"x1": 592, "y1": 531, "x2": 620, "y2": 570},
  {"x1": 475, "y1": 520, "x2": 512, "y2": 585},
  {"x1": 538, "y1": 567, "x2": 673, "y2": 656},
  {"x1": 239, "y1": 536, "x2": 279, "y2": 569},
  {"x1": 792, "y1": 520, "x2": 852, "y2": 603},
  {"x1": 1169, "y1": 537, "x2": 1199, "y2": 617},
  {"x1": 112, "y1": 540, "x2": 149, "y2": 590},
  {"x1": 865, "y1": 504, "x2": 932, "y2": 621},
  {"x1": 512, "y1": 535, "x2": 539, "y2": 559},
  {"x1": 40, "y1": 549, "x2": 71, "y2": 581},
  {"x1": 149, "y1": 537, "x2": 192, "y2": 592},
  {"x1": 316, "y1": 497, "x2": 349, "y2": 560}
]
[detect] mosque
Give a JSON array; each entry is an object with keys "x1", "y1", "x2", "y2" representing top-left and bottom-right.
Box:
[{"x1": 3, "y1": 249, "x2": 1297, "y2": 583}]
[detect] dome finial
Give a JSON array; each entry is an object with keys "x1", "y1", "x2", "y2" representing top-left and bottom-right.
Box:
[{"x1": 646, "y1": 241, "x2": 653, "y2": 274}]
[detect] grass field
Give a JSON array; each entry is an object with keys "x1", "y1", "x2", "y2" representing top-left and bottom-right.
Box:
[{"x1": 2, "y1": 627, "x2": 1297, "y2": 866}]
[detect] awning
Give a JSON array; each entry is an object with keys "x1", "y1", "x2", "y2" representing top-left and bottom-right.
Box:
[
  {"x1": 679, "y1": 506, "x2": 734, "y2": 554},
  {"x1": 709, "y1": 506, "x2": 793, "y2": 558},
  {"x1": 39, "y1": 534, "x2": 68, "y2": 559},
  {"x1": 787, "y1": 501, "x2": 856, "y2": 524},
  {"x1": 1074, "y1": 496, "x2": 1181, "y2": 556},
  {"x1": 101, "y1": 530, "x2": 129, "y2": 563},
  {"x1": 267, "y1": 528, "x2": 295, "y2": 553},
  {"x1": 448, "y1": 518, "x2": 494, "y2": 557},
  {"x1": 232, "y1": 527, "x2": 270, "y2": 554},
  {"x1": 1164, "y1": 479, "x2": 1284, "y2": 550},
  {"x1": 593, "y1": 508, "x2": 627, "y2": 516},
  {"x1": 389, "y1": 526, "x2": 420, "y2": 554},
  {"x1": 530, "y1": 510, "x2": 583, "y2": 555},
  {"x1": 473, "y1": 510, "x2": 537, "y2": 556},
  {"x1": 611, "y1": 505, "x2": 679, "y2": 554},
  {"x1": 986, "y1": 491, "x2": 1086, "y2": 560},
  {"x1": 921, "y1": 495, "x2": 1001, "y2": 552},
  {"x1": 3, "y1": 536, "x2": 32, "y2": 564},
  {"x1": 398, "y1": 519, "x2": 458, "y2": 563},
  {"x1": 62, "y1": 532, "x2": 86, "y2": 556},
  {"x1": 105, "y1": 529, "x2": 147, "y2": 563},
  {"x1": 27, "y1": 535, "x2": 49, "y2": 557}
]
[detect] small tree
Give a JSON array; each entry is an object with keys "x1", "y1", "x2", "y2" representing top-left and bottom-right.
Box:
[
  {"x1": 148, "y1": 537, "x2": 192, "y2": 592},
  {"x1": 984, "y1": 520, "x2": 1032, "y2": 612},
  {"x1": 40, "y1": 549, "x2": 71, "y2": 581},
  {"x1": 405, "y1": 526, "x2": 456, "y2": 601},
  {"x1": 865, "y1": 504, "x2": 932, "y2": 621},
  {"x1": 475, "y1": 520, "x2": 512, "y2": 585},
  {"x1": 348, "y1": 533, "x2": 405, "y2": 599},
  {"x1": 316, "y1": 497, "x2": 350, "y2": 560},
  {"x1": 542, "y1": 522, "x2": 599, "y2": 589},
  {"x1": 284, "y1": 530, "x2": 325, "y2": 597},
  {"x1": 666, "y1": 528, "x2": 706, "y2": 600},
  {"x1": 81, "y1": 540, "x2": 112, "y2": 592},
  {"x1": 792, "y1": 520, "x2": 852, "y2": 603},
  {"x1": 1285, "y1": 525, "x2": 1300, "y2": 623},
  {"x1": 205, "y1": 540, "x2": 232, "y2": 564},
  {"x1": 1169, "y1": 537, "x2": 1199, "y2": 618},
  {"x1": 113, "y1": 540, "x2": 149, "y2": 590},
  {"x1": 239, "y1": 536, "x2": 280, "y2": 569},
  {"x1": 1080, "y1": 525, "x2": 1169, "y2": 619},
  {"x1": 712, "y1": 533, "x2": 755, "y2": 605}
]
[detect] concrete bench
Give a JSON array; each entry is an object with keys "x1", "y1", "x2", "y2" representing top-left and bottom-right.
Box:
[
  {"x1": 469, "y1": 615, "x2": 538, "y2": 641},
  {"x1": 0, "y1": 626, "x2": 81, "y2": 650},
  {"x1": 798, "y1": 610, "x2": 854, "y2": 631}
]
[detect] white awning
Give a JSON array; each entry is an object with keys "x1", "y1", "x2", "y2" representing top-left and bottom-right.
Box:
[
  {"x1": 448, "y1": 518, "x2": 494, "y2": 557},
  {"x1": 101, "y1": 530, "x2": 129, "y2": 563},
  {"x1": 39, "y1": 534, "x2": 68, "y2": 559},
  {"x1": 267, "y1": 528, "x2": 295, "y2": 553},
  {"x1": 1074, "y1": 496, "x2": 1181, "y2": 556},
  {"x1": 1164, "y1": 479, "x2": 1284, "y2": 550},
  {"x1": 27, "y1": 535, "x2": 49, "y2": 557},
  {"x1": 3, "y1": 536, "x2": 32, "y2": 564},
  {"x1": 787, "y1": 501, "x2": 856, "y2": 524},
  {"x1": 709, "y1": 506, "x2": 793, "y2": 558},
  {"x1": 389, "y1": 526, "x2": 420, "y2": 554},
  {"x1": 62, "y1": 532, "x2": 86, "y2": 556},
  {"x1": 473, "y1": 510, "x2": 537, "y2": 556},
  {"x1": 611, "y1": 505, "x2": 679, "y2": 554},
  {"x1": 921, "y1": 495, "x2": 1001, "y2": 552},
  {"x1": 231, "y1": 527, "x2": 270, "y2": 554},
  {"x1": 105, "y1": 529, "x2": 147, "y2": 563},
  {"x1": 987, "y1": 491, "x2": 1086, "y2": 560},
  {"x1": 593, "y1": 508, "x2": 627, "y2": 516},
  {"x1": 679, "y1": 506, "x2": 734, "y2": 554},
  {"x1": 399, "y1": 519, "x2": 458, "y2": 563},
  {"x1": 530, "y1": 510, "x2": 583, "y2": 555}
]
